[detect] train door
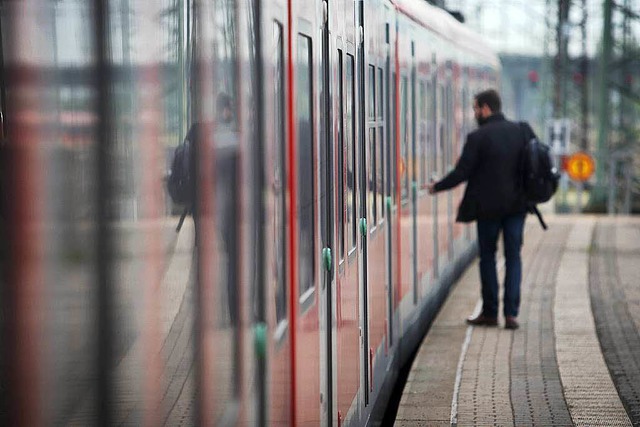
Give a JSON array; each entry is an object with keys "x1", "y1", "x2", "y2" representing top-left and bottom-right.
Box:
[
  {"x1": 396, "y1": 27, "x2": 414, "y2": 315},
  {"x1": 333, "y1": 0, "x2": 362, "y2": 418},
  {"x1": 384, "y1": 14, "x2": 395, "y2": 351},
  {"x1": 435, "y1": 81, "x2": 449, "y2": 272},
  {"x1": 445, "y1": 81, "x2": 454, "y2": 259},
  {"x1": 356, "y1": 0, "x2": 371, "y2": 407},
  {"x1": 428, "y1": 66, "x2": 439, "y2": 281},
  {"x1": 262, "y1": 1, "x2": 292, "y2": 425},
  {"x1": 318, "y1": 0, "x2": 336, "y2": 425},
  {"x1": 288, "y1": 2, "x2": 323, "y2": 425},
  {"x1": 363, "y1": 0, "x2": 388, "y2": 404},
  {"x1": 410, "y1": 40, "x2": 418, "y2": 305}
]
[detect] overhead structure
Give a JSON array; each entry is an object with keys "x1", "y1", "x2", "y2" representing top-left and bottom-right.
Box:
[{"x1": 594, "y1": 0, "x2": 640, "y2": 214}]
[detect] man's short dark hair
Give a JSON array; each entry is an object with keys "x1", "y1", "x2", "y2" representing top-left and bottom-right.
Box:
[{"x1": 475, "y1": 89, "x2": 501, "y2": 113}]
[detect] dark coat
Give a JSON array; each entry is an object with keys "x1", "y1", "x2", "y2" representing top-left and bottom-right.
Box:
[{"x1": 434, "y1": 113, "x2": 532, "y2": 222}]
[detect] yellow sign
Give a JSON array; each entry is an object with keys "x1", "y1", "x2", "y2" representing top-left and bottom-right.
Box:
[{"x1": 566, "y1": 152, "x2": 595, "y2": 182}]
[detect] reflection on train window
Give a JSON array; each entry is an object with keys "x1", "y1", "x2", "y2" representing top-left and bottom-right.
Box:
[
  {"x1": 411, "y1": 68, "x2": 416, "y2": 186},
  {"x1": 211, "y1": 0, "x2": 241, "y2": 416},
  {"x1": 377, "y1": 126, "x2": 384, "y2": 222},
  {"x1": 368, "y1": 65, "x2": 375, "y2": 120},
  {"x1": 274, "y1": 21, "x2": 287, "y2": 324},
  {"x1": 419, "y1": 81, "x2": 427, "y2": 187},
  {"x1": 338, "y1": 49, "x2": 345, "y2": 261},
  {"x1": 438, "y1": 84, "x2": 445, "y2": 177},
  {"x1": 297, "y1": 34, "x2": 315, "y2": 299},
  {"x1": 447, "y1": 84, "x2": 454, "y2": 168},
  {"x1": 369, "y1": 127, "x2": 376, "y2": 224},
  {"x1": 377, "y1": 67, "x2": 383, "y2": 119},
  {"x1": 444, "y1": 84, "x2": 452, "y2": 171},
  {"x1": 400, "y1": 76, "x2": 408, "y2": 201},
  {"x1": 376, "y1": 67, "x2": 384, "y2": 222},
  {"x1": 212, "y1": 3, "x2": 240, "y2": 304},
  {"x1": 390, "y1": 71, "x2": 397, "y2": 203},
  {"x1": 428, "y1": 80, "x2": 436, "y2": 179},
  {"x1": 346, "y1": 53, "x2": 356, "y2": 252}
]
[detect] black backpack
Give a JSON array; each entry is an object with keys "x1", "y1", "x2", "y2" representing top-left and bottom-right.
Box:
[
  {"x1": 167, "y1": 126, "x2": 196, "y2": 231},
  {"x1": 520, "y1": 123, "x2": 560, "y2": 230},
  {"x1": 167, "y1": 137, "x2": 192, "y2": 205}
]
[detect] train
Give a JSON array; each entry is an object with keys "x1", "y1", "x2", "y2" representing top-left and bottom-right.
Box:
[{"x1": 0, "y1": 0, "x2": 499, "y2": 426}]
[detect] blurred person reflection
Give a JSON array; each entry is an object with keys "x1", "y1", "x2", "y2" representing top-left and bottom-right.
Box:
[{"x1": 214, "y1": 92, "x2": 239, "y2": 327}]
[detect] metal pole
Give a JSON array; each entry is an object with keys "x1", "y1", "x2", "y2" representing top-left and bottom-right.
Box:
[
  {"x1": 575, "y1": 181, "x2": 584, "y2": 214},
  {"x1": 595, "y1": 0, "x2": 613, "y2": 206},
  {"x1": 623, "y1": 160, "x2": 632, "y2": 214},
  {"x1": 554, "y1": 0, "x2": 570, "y2": 119},
  {"x1": 607, "y1": 157, "x2": 616, "y2": 215},
  {"x1": 580, "y1": 0, "x2": 589, "y2": 152}
]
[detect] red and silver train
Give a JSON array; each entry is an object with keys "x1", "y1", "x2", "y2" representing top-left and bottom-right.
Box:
[{"x1": 0, "y1": 0, "x2": 498, "y2": 426}]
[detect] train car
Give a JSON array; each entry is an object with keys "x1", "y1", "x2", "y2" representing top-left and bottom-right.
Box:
[{"x1": 0, "y1": 0, "x2": 498, "y2": 426}]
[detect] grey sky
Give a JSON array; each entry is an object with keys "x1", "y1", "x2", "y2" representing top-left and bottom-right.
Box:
[{"x1": 446, "y1": 0, "x2": 606, "y2": 57}]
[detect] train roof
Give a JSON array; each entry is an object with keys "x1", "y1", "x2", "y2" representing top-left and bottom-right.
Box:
[{"x1": 394, "y1": 0, "x2": 501, "y2": 69}]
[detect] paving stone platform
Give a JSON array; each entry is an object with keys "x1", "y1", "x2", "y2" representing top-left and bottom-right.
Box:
[{"x1": 395, "y1": 215, "x2": 639, "y2": 426}]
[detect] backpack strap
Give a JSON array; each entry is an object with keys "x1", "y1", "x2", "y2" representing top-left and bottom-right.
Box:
[
  {"x1": 531, "y1": 205, "x2": 548, "y2": 230},
  {"x1": 176, "y1": 206, "x2": 190, "y2": 232}
]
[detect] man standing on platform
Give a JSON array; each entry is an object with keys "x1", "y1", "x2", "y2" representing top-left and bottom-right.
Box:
[{"x1": 427, "y1": 89, "x2": 529, "y2": 330}]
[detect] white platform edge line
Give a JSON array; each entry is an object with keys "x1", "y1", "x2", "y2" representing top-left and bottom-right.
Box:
[
  {"x1": 449, "y1": 309, "x2": 476, "y2": 427},
  {"x1": 449, "y1": 257, "x2": 505, "y2": 426}
]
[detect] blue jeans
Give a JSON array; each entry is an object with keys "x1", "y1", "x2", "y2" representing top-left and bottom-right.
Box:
[{"x1": 476, "y1": 212, "x2": 526, "y2": 318}]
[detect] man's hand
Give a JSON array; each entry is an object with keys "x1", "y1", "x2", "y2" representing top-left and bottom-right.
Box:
[{"x1": 427, "y1": 182, "x2": 436, "y2": 195}]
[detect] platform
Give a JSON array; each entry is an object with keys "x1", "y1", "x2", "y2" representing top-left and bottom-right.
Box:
[{"x1": 394, "y1": 215, "x2": 640, "y2": 426}]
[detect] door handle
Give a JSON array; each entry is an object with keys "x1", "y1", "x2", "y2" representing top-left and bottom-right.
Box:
[{"x1": 322, "y1": 247, "x2": 332, "y2": 272}]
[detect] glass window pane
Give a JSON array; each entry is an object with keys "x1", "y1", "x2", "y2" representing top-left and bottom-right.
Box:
[
  {"x1": 428, "y1": 81, "x2": 437, "y2": 179},
  {"x1": 346, "y1": 54, "x2": 356, "y2": 251},
  {"x1": 368, "y1": 127, "x2": 376, "y2": 224},
  {"x1": 377, "y1": 67, "x2": 383, "y2": 118},
  {"x1": 390, "y1": 71, "x2": 396, "y2": 203},
  {"x1": 297, "y1": 34, "x2": 315, "y2": 297},
  {"x1": 419, "y1": 81, "x2": 426, "y2": 187},
  {"x1": 273, "y1": 22, "x2": 287, "y2": 323},
  {"x1": 377, "y1": 126, "x2": 384, "y2": 222},
  {"x1": 210, "y1": 0, "x2": 242, "y2": 420},
  {"x1": 401, "y1": 76, "x2": 408, "y2": 200},
  {"x1": 368, "y1": 65, "x2": 375, "y2": 120},
  {"x1": 337, "y1": 49, "x2": 345, "y2": 260}
]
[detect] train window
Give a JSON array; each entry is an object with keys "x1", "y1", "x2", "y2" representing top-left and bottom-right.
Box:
[
  {"x1": 209, "y1": 0, "x2": 242, "y2": 418},
  {"x1": 368, "y1": 65, "x2": 375, "y2": 120},
  {"x1": 296, "y1": 34, "x2": 315, "y2": 300},
  {"x1": 377, "y1": 68, "x2": 383, "y2": 119},
  {"x1": 445, "y1": 84, "x2": 453, "y2": 170},
  {"x1": 390, "y1": 71, "x2": 396, "y2": 203},
  {"x1": 419, "y1": 81, "x2": 427, "y2": 187},
  {"x1": 346, "y1": 53, "x2": 356, "y2": 253},
  {"x1": 400, "y1": 76, "x2": 408, "y2": 201},
  {"x1": 369, "y1": 127, "x2": 376, "y2": 225},
  {"x1": 337, "y1": 49, "x2": 345, "y2": 261},
  {"x1": 438, "y1": 84, "x2": 446, "y2": 177},
  {"x1": 274, "y1": 22, "x2": 287, "y2": 324},
  {"x1": 428, "y1": 80, "x2": 437, "y2": 180},
  {"x1": 377, "y1": 126, "x2": 384, "y2": 223}
]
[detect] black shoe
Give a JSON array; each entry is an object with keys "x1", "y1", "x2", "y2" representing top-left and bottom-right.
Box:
[
  {"x1": 466, "y1": 313, "x2": 498, "y2": 326},
  {"x1": 505, "y1": 316, "x2": 519, "y2": 330}
]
